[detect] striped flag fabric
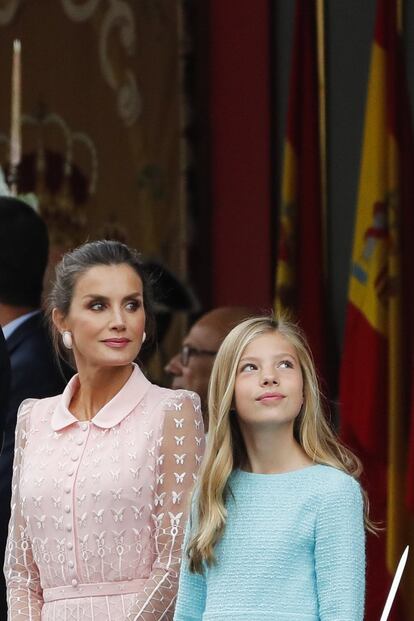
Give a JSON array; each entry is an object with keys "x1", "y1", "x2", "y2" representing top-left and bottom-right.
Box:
[
  {"x1": 339, "y1": 1, "x2": 414, "y2": 618},
  {"x1": 274, "y1": 0, "x2": 327, "y2": 384}
]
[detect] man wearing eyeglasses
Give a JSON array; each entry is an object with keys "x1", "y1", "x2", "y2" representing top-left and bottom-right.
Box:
[{"x1": 165, "y1": 307, "x2": 254, "y2": 430}]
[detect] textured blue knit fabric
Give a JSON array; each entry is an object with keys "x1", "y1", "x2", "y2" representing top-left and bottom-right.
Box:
[{"x1": 174, "y1": 464, "x2": 365, "y2": 621}]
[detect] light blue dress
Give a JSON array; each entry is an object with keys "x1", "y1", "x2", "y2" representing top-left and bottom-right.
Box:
[{"x1": 174, "y1": 464, "x2": 365, "y2": 621}]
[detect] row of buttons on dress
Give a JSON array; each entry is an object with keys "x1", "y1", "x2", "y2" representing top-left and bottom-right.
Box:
[{"x1": 66, "y1": 422, "x2": 89, "y2": 588}]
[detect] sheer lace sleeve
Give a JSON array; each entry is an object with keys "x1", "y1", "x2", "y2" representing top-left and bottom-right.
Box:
[
  {"x1": 126, "y1": 391, "x2": 205, "y2": 621},
  {"x1": 4, "y1": 399, "x2": 43, "y2": 620}
]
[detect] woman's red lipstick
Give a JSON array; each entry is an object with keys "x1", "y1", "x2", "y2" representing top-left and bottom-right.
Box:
[{"x1": 102, "y1": 338, "x2": 131, "y2": 348}]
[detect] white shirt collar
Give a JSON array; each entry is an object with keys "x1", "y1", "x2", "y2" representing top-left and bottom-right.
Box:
[
  {"x1": 51, "y1": 363, "x2": 152, "y2": 431},
  {"x1": 2, "y1": 309, "x2": 41, "y2": 340}
]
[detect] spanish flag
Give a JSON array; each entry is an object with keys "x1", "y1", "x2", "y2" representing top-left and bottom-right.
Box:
[
  {"x1": 274, "y1": 0, "x2": 327, "y2": 383},
  {"x1": 339, "y1": 1, "x2": 414, "y2": 618}
]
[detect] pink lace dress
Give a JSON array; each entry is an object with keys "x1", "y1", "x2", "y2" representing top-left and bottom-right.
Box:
[{"x1": 4, "y1": 364, "x2": 204, "y2": 620}]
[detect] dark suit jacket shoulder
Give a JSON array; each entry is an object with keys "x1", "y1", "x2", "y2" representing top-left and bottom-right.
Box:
[
  {"x1": 0, "y1": 329, "x2": 10, "y2": 440},
  {"x1": 5, "y1": 312, "x2": 68, "y2": 429}
]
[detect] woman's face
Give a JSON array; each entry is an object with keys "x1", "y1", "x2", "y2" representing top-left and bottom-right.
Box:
[
  {"x1": 55, "y1": 263, "x2": 146, "y2": 372},
  {"x1": 234, "y1": 331, "x2": 304, "y2": 430}
]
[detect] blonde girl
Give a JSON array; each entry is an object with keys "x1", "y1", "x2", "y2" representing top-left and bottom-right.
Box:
[{"x1": 174, "y1": 316, "x2": 367, "y2": 621}]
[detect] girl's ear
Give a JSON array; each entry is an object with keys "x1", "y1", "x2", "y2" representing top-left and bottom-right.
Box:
[{"x1": 52, "y1": 308, "x2": 67, "y2": 334}]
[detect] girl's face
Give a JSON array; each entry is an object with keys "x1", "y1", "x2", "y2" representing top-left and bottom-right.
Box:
[
  {"x1": 54, "y1": 263, "x2": 145, "y2": 372},
  {"x1": 234, "y1": 331, "x2": 304, "y2": 430}
]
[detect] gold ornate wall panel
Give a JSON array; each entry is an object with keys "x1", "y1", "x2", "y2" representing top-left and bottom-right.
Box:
[{"x1": 0, "y1": 0, "x2": 186, "y2": 279}]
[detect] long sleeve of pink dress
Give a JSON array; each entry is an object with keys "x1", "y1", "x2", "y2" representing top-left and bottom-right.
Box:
[{"x1": 4, "y1": 364, "x2": 204, "y2": 621}]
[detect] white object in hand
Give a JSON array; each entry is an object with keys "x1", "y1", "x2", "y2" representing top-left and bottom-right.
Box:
[{"x1": 379, "y1": 545, "x2": 409, "y2": 621}]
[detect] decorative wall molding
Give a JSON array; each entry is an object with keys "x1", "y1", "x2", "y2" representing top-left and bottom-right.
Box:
[
  {"x1": 60, "y1": 0, "x2": 142, "y2": 126},
  {"x1": 59, "y1": 0, "x2": 101, "y2": 22},
  {"x1": 0, "y1": 0, "x2": 22, "y2": 26},
  {"x1": 0, "y1": 0, "x2": 141, "y2": 126}
]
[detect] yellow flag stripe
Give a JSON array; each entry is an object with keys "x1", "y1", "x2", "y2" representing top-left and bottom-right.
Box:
[
  {"x1": 275, "y1": 141, "x2": 297, "y2": 314},
  {"x1": 348, "y1": 43, "x2": 389, "y2": 337}
]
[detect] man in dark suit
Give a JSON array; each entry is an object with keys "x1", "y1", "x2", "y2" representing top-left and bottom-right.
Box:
[{"x1": 0, "y1": 197, "x2": 70, "y2": 616}]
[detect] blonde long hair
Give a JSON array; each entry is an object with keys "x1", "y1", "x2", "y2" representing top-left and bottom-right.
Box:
[{"x1": 187, "y1": 315, "x2": 374, "y2": 573}]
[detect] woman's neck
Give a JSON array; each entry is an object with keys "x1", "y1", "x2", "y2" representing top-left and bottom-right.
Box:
[
  {"x1": 238, "y1": 422, "x2": 312, "y2": 474},
  {"x1": 69, "y1": 363, "x2": 134, "y2": 421}
]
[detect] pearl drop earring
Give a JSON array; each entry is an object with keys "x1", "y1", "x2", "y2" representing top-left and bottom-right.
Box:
[{"x1": 62, "y1": 331, "x2": 73, "y2": 349}]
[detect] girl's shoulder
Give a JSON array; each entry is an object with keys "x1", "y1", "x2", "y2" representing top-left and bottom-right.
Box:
[
  {"x1": 311, "y1": 464, "x2": 362, "y2": 504},
  {"x1": 313, "y1": 463, "x2": 359, "y2": 486},
  {"x1": 228, "y1": 465, "x2": 361, "y2": 501},
  {"x1": 230, "y1": 463, "x2": 357, "y2": 484}
]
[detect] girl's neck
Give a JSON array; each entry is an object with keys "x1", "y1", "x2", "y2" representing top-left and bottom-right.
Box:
[
  {"x1": 239, "y1": 422, "x2": 312, "y2": 475},
  {"x1": 69, "y1": 363, "x2": 134, "y2": 421}
]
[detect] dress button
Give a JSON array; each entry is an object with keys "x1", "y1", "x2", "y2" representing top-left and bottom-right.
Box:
[
  {"x1": 68, "y1": 560, "x2": 74, "y2": 569},
  {"x1": 66, "y1": 525, "x2": 72, "y2": 532},
  {"x1": 71, "y1": 454, "x2": 79, "y2": 462},
  {"x1": 65, "y1": 505, "x2": 71, "y2": 513},
  {"x1": 76, "y1": 438, "x2": 83, "y2": 445},
  {"x1": 65, "y1": 485, "x2": 71, "y2": 494},
  {"x1": 67, "y1": 469, "x2": 74, "y2": 477},
  {"x1": 81, "y1": 423, "x2": 88, "y2": 431},
  {"x1": 71, "y1": 579, "x2": 78, "y2": 588},
  {"x1": 67, "y1": 542, "x2": 73, "y2": 550}
]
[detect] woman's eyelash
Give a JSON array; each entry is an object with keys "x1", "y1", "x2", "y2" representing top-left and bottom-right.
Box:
[
  {"x1": 88, "y1": 299, "x2": 141, "y2": 310},
  {"x1": 89, "y1": 301, "x2": 105, "y2": 310},
  {"x1": 126, "y1": 300, "x2": 141, "y2": 310}
]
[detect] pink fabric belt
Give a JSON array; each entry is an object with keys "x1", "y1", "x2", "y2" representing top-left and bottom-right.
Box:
[{"x1": 43, "y1": 578, "x2": 147, "y2": 602}]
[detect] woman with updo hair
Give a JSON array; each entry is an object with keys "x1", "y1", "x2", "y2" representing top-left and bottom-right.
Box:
[{"x1": 4, "y1": 240, "x2": 204, "y2": 621}]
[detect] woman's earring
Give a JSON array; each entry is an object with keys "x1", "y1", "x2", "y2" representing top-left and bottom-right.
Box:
[
  {"x1": 62, "y1": 330, "x2": 73, "y2": 349},
  {"x1": 142, "y1": 331, "x2": 146, "y2": 344}
]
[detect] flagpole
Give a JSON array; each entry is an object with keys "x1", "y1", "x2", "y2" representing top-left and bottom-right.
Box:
[
  {"x1": 316, "y1": 0, "x2": 327, "y2": 276},
  {"x1": 380, "y1": 546, "x2": 409, "y2": 621},
  {"x1": 397, "y1": 0, "x2": 403, "y2": 34}
]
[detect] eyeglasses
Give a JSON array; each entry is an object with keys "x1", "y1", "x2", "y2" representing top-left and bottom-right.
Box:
[{"x1": 180, "y1": 344, "x2": 217, "y2": 367}]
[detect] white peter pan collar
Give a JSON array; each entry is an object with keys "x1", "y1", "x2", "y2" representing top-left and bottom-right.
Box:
[{"x1": 51, "y1": 363, "x2": 152, "y2": 431}]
